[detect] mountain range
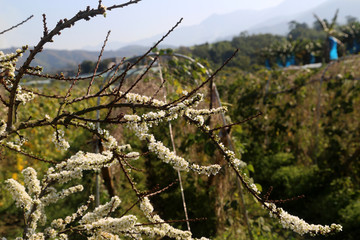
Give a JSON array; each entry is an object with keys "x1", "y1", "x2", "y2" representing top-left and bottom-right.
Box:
[
  {"x1": 1, "y1": 46, "x2": 150, "y2": 72},
  {"x1": 2, "y1": 0, "x2": 359, "y2": 72},
  {"x1": 129, "y1": 0, "x2": 359, "y2": 47},
  {"x1": 249, "y1": 0, "x2": 360, "y2": 35}
]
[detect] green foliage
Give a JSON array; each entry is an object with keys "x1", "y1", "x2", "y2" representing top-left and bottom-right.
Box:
[
  {"x1": 185, "y1": 17, "x2": 360, "y2": 69},
  {"x1": 212, "y1": 56, "x2": 360, "y2": 239},
  {"x1": 179, "y1": 33, "x2": 284, "y2": 71},
  {"x1": 288, "y1": 21, "x2": 326, "y2": 41}
]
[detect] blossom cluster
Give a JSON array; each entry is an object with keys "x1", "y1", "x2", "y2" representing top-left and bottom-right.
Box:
[
  {"x1": 4, "y1": 147, "x2": 124, "y2": 239},
  {"x1": 5, "y1": 178, "x2": 33, "y2": 211},
  {"x1": 53, "y1": 150, "x2": 114, "y2": 172},
  {"x1": 16, "y1": 85, "x2": 36, "y2": 105},
  {"x1": 124, "y1": 93, "x2": 204, "y2": 126},
  {"x1": 86, "y1": 122, "x2": 129, "y2": 152},
  {"x1": 44, "y1": 194, "x2": 210, "y2": 240},
  {"x1": 123, "y1": 91, "x2": 166, "y2": 107},
  {"x1": 138, "y1": 197, "x2": 210, "y2": 240},
  {"x1": 0, "y1": 46, "x2": 27, "y2": 80},
  {"x1": 122, "y1": 93, "x2": 222, "y2": 175},
  {"x1": 43, "y1": 150, "x2": 114, "y2": 186},
  {"x1": 194, "y1": 119, "x2": 261, "y2": 195},
  {"x1": 184, "y1": 107, "x2": 227, "y2": 127},
  {"x1": 80, "y1": 196, "x2": 121, "y2": 224},
  {"x1": 5, "y1": 163, "x2": 141, "y2": 239},
  {"x1": 127, "y1": 118, "x2": 221, "y2": 175},
  {"x1": 265, "y1": 202, "x2": 343, "y2": 236},
  {"x1": 22, "y1": 167, "x2": 41, "y2": 197},
  {"x1": 2, "y1": 140, "x2": 22, "y2": 151},
  {"x1": 85, "y1": 94, "x2": 222, "y2": 175},
  {"x1": 52, "y1": 129, "x2": 70, "y2": 151},
  {"x1": 5, "y1": 167, "x2": 59, "y2": 238}
]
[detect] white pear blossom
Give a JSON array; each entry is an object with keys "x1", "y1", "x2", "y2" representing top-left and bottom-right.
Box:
[
  {"x1": 123, "y1": 92, "x2": 166, "y2": 106},
  {"x1": 54, "y1": 151, "x2": 114, "y2": 172},
  {"x1": 265, "y1": 202, "x2": 342, "y2": 236},
  {"x1": 52, "y1": 130, "x2": 70, "y2": 151},
  {"x1": 139, "y1": 197, "x2": 196, "y2": 239},
  {"x1": 16, "y1": 85, "x2": 36, "y2": 105},
  {"x1": 84, "y1": 215, "x2": 137, "y2": 233},
  {"x1": 125, "y1": 151, "x2": 140, "y2": 160},
  {"x1": 22, "y1": 167, "x2": 41, "y2": 197},
  {"x1": 5, "y1": 179, "x2": 33, "y2": 211},
  {"x1": 28, "y1": 232, "x2": 44, "y2": 240},
  {"x1": 41, "y1": 185, "x2": 83, "y2": 205},
  {"x1": 80, "y1": 196, "x2": 121, "y2": 224}
]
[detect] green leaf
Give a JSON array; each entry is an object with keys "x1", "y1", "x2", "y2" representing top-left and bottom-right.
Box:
[
  {"x1": 247, "y1": 164, "x2": 255, "y2": 173},
  {"x1": 255, "y1": 183, "x2": 263, "y2": 193}
]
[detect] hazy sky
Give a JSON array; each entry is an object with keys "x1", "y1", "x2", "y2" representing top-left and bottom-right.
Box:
[{"x1": 0, "y1": 0, "x2": 317, "y2": 50}]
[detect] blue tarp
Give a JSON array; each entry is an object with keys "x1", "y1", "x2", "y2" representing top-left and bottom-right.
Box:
[
  {"x1": 347, "y1": 39, "x2": 360, "y2": 54},
  {"x1": 329, "y1": 36, "x2": 338, "y2": 60},
  {"x1": 354, "y1": 39, "x2": 360, "y2": 53},
  {"x1": 265, "y1": 59, "x2": 271, "y2": 69},
  {"x1": 310, "y1": 54, "x2": 316, "y2": 64},
  {"x1": 285, "y1": 55, "x2": 296, "y2": 67}
]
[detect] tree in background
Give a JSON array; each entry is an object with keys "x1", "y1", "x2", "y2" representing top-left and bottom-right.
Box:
[
  {"x1": 0, "y1": 1, "x2": 343, "y2": 239},
  {"x1": 313, "y1": 9, "x2": 344, "y2": 62}
]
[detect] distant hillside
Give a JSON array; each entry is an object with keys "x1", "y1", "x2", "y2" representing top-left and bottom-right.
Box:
[
  {"x1": 1, "y1": 45, "x2": 150, "y2": 72},
  {"x1": 125, "y1": 0, "x2": 358, "y2": 47},
  {"x1": 249, "y1": 0, "x2": 360, "y2": 35},
  {"x1": 128, "y1": 0, "x2": 326, "y2": 47}
]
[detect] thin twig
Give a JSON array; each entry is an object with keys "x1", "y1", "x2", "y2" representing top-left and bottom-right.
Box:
[
  {"x1": 21, "y1": 87, "x2": 66, "y2": 99},
  {"x1": 210, "y1": 112, "x2": 263, "y2": 132},
  {"x1": 121, "y1": 156, "x2": 145, "y2": 172},
  {"x1": 165, "y1": 49, "x2": 239, "y2": 107},
  {"x1": 96, "y1": 18, "x2": 183, "y2": 97},
  {"x1": 65, "y1": 65, "x2": 82, "y2": 99},
  {"x1": 87, "y1": 30, "x2": 111, "y2": 95},
  {"x1": 134, "y1": 217, "x2": 207, "y2": 227},
  {"x1": 106, "y1": 58, "x2": 125, "y2": 86},
  {"x1": 116, "y1": 154, "x2": 141, "y2": 196},
  {"x1": 24, "y1": 66, "x2": 115, "y2": 81},
  {"x1": 120, "y1": 180, "x2": 178, "y2": 218},
  {"x1": 0, "y1": 143, "x2": 57, "y2": 164},
  {"x1": 145, "y1": 180, "x2": 178, "y2": 198},
  {"x1": 266, "y1": 194, "x2": 305, "y2": 204},
  {"x1": 0, "y1": 15, "x2": 34, "y2": 35},
  {"x1": 115, "y1": 56, "x2": 158, "y2": 100}
]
